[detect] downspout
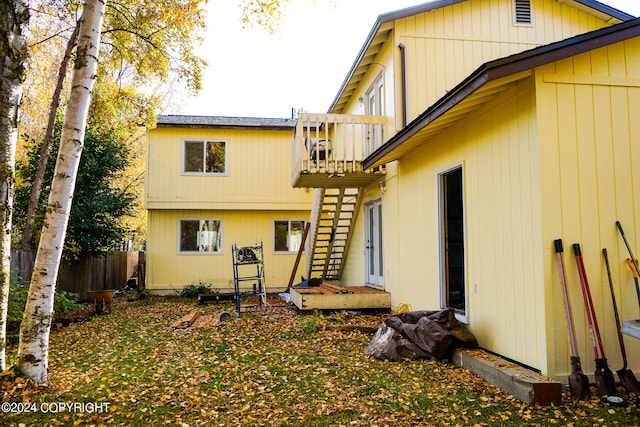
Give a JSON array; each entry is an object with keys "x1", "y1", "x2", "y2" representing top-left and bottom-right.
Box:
[{"x1": 399, "y1": 43, "x2": 407, "y2": 128}]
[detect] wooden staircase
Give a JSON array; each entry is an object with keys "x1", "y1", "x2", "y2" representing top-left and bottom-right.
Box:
[{"x1": 307, "y1": 187, "x2": 362, "y2": 281}]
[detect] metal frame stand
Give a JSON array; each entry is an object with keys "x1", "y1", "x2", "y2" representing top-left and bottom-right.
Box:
[{"x1": 231, "y1": 242, "x2": 267, "y2": 317}]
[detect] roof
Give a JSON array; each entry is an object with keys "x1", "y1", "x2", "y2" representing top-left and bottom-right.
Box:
[
  {"x1": 155, "y1": 115, "x2": 296, "y2": 130},
  {"x1": 361, "y1": 16, "x2": 640, "y2": 169},
  {"x1": 328, "y1": 0, "x2": 635, "y2": 115}
]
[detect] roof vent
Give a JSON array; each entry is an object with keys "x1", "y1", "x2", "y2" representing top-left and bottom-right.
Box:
[{"x1": 515, "y1": 0, "x2": 532, "y2": 24}]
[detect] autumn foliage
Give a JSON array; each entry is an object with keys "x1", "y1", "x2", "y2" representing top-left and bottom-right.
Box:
[{"x1": 1, "y1": 296, "x2": 638, "y2": 426}]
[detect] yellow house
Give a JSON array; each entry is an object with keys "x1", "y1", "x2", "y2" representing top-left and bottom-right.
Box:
[
  {"x1": 146, "y1": 116, "x2": 312, "y2": 293},
  {"x1": 290, "y1": 0, "x2": 638, "y2": 381}
]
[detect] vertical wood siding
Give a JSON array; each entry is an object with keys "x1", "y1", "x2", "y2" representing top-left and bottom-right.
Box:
[
  {"x1": 371, "y1": 37, "x2": 640, "y2": 377},
  {"x1": 537, "y1": 38, "x2": 640, "y2": 379},
  {"x1": 146, "y1": 209, "x2": 309, "y2": 291},
  {"x1": 146, "y1": 124, "x2": 313, "y2": 291},
  {"x1": 397, "y1": 0, "x2": 610, "y2": 124},
  {"x1": 387, "y1": 79, "x2": 545, "y2": 371},
  {"x1": 146, "y1": 127, "x2": 311, "y2": 210}
]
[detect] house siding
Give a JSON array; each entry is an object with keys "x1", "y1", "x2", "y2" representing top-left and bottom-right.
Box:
[
  {"x1": 396, "y1": 0, "x2": 612, "y2": 124},
  {"x1": 536, "y1": 37, "x2": 640, "y2": 379},
  {"x1": 147, "y1": 127, "x2": 310, "y2": 210},
  {"x1": 335, "y1": 0, "x2": 630, "y2": 378},
  {"x1": 146, "y1": 209, "x2": 309, "y2": 291},
  {"x1": 146, "y1": 124, "x2": 312, "y2": 291},
  {"x1": 387, "y1": 79, "x2": 545, "y2": 370}
]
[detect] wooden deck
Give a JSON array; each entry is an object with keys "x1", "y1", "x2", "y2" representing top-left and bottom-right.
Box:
[
  {"x1": 291, "y1": 113, "x2": 391, "y2": 188},
  {"x1": 290, "y1": 283, "x2": 391, "y2": 311}
]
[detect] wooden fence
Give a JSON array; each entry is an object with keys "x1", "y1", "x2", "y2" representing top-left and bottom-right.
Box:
[{"x1": 10, "y1": 249, "x2": 143, "y2": 301}]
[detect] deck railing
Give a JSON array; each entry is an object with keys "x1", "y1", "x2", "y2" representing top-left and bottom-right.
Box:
[{"x1": 291, "y1": 113, "x2": 391, "y2": 188}]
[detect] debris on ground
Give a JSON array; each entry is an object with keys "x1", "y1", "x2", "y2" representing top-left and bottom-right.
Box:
[
  {"x1": 171, "y1": 309, "x2": 201, "y2": 329},
  {"x1": 365, "y1": 308, "x2": 478, "y2": 361}
]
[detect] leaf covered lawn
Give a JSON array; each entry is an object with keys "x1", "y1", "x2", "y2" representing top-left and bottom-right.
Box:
[{"x1": 1, "y1": 296, "x2": 638, "y2": 426}]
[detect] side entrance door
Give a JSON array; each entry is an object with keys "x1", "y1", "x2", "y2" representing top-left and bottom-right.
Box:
[
  {"x1": 439, "y1": 166, "x2": 466, "y2": 318},
  {"x1": 365, "y1": 198, "x2": 384, "y2": 289}
]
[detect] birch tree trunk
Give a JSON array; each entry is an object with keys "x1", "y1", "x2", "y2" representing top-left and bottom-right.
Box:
[
  {"x1": 0, "y1": 0, "x2": 29, "y2": 372},
  {"x1": 18, "y1": 0, "x2": 106, "y2": 383}
]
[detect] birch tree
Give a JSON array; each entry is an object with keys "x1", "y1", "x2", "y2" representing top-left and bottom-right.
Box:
[
  {"x1": 17, "y1": 0, "x2": 106, "y2": 383},
  {"x1": 19, "y1": 0, "x2": 208, "y2": 250},
  {"x1": 20, "y1": 23, "x2": 79, "y2": 250},
  {"x1": 0, "y1": 0, "x2": 29, "y2": 372}
]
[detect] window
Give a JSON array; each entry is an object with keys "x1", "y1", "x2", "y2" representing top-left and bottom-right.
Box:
[
  {"x1": 183, "y1": 140, "x2": 226, "y2": 174},
  {"x1": 365, "y1": 74, "x2": 385, "y2": 156},
  {"x1": 179, "y1": 219, "x2": 222, "y2": 253},
  {"x1": 514, "y1": 0, "x2": 532, "y2": 25},
  {"x1": 274, "y1": 220, "x2": 305, "y2": 253}
]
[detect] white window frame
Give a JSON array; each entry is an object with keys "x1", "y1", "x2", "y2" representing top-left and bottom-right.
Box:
[
  {"x1": 177, "y1": 218, "x2": 223, "y2": 254},
  {"x1": 182, "y1": 139, "x2": 228, "y2": 176},
  {"x1": 273, "y1": 219, "x2": 306, "y2": 254},
  {"x1": 365, "y1": 73, "x2": 385, "y2": 156}
]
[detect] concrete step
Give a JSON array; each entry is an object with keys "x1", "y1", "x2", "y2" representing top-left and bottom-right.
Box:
[{"x1": 450, "y1": 348, "x2": 562, "y2": 406}]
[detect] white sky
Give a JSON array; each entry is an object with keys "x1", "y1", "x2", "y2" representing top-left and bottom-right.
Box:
[{"x1": 165, "y1": 0, "x2": 640, "y2": 119}]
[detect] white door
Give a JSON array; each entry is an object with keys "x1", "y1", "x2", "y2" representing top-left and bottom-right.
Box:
[{"x1": 365, "y1": 198, "x2": 384, "y2": 289}]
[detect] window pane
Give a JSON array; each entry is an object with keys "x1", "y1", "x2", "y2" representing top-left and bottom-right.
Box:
[
  {"x1": 180, "y1": 220, "x2": 199, "y2": 251},
  {"x1": 184, "y1": 141, "x2": 204, "y2": 172},
  {"x1": 206, "y1": 141, "x2": 226, "y2": 173},
  {"x1": 377, "y1": 204, "x2": 383, "y2": 272},
  {"x1": 199, "y1": 219, "x2": 221, "y2": 252},
  {"x1": 274, "y1": 221, "x2": 289, "y2": 251},
  {"x1": 369, "y1": 208, "x2": 375, "y2": 275},
  {"x1": 289, "y1": 221, "x2": 304, "y2": 252}
]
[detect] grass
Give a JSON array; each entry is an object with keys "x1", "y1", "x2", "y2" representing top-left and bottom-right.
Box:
[{"x1": 1, "y1": 295, "x2": 638, "y2": 426}]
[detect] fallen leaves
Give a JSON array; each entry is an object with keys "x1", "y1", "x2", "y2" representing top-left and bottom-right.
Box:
[{"x1": 0, "y1": 296, "x2": 638, "y2": 426}]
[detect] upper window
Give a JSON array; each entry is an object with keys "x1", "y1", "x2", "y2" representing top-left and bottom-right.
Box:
[
  {"x1": 365, "y1": 73, "x2": 385, "y2": 156},
  {"x1": 179, "y1": 219, "x2": 223, "y2": 253},
  {"x1": 274, "y1": 220, "x2": 305, "y2": 253},
  {"x1": 183, "y1": 140, "x2": 226, "y2": 175},
  {"x1": 514, "y1": 0, "x2": 532, "y2": 25}
]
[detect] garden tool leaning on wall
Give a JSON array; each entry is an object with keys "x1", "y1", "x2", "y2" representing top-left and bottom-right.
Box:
[
  {"x1": 603, "y1": 248, "x2": 640, "y2": 394},
  {"x1": 573, "y1": 244, "x2": 618, "y2": 397},
  {"x1": 554, "y1": 239, "x2": 590, "y2": 399}
]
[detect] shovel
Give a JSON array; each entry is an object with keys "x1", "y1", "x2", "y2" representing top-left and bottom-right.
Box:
[
  {"x1": 554, "y1": 239, "x2": 590, "y2": 399},
  {"x1": 573, "y1": 244, "x2": 618, "y2": 396},
  {"x1": 603, "y1": 249, "x2": 640, "y2": 394}
]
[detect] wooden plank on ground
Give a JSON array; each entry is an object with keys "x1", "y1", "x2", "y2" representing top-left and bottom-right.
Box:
[{"x1": 171, "y1": 310, "x2": 201, "y2": 329}]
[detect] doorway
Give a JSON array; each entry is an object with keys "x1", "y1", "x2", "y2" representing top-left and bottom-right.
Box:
[
  {"x1": 439, "y1": 166, "x2": 466, "y2": 316},
  {"x1": 365, "y1": 198, "x2": 384, "y2": 289}
]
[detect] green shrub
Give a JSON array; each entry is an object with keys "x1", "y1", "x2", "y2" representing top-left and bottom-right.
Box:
[
  {"x1": 180, "y1": 281, "x2": 216, "y2": 298},
  {"x1": 7, "y1": 272, "x2": 29, "y2": 326},
  {"x1": 298, "y1": 313, "x2": 324, "y2": 333},
  {"x1": 54, "y1": 290, "x2": 83, "y2": 317},
  {"x1": 7, "y1": 268, "x2": 83, "y2": 331}
]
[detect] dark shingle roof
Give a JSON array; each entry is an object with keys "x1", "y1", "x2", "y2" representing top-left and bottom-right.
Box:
[{"x1": 156, "y1": 115, "x2": 296, "y2": 130}]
